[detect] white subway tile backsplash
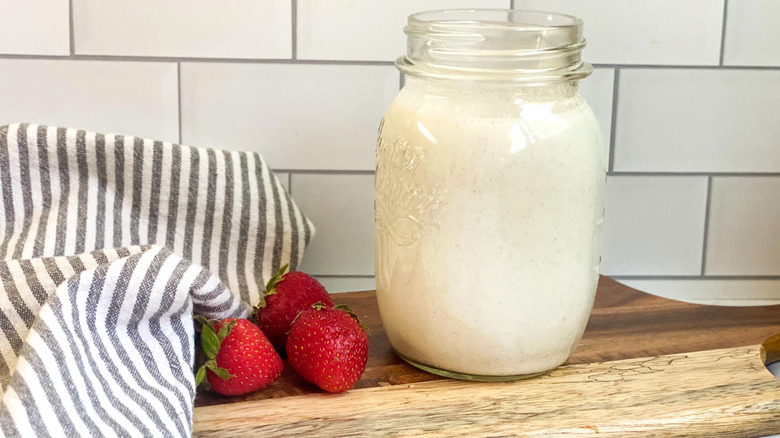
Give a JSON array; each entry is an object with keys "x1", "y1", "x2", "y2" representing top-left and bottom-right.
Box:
[
  {"x1": 579, "y1": 68, "x2": 614, "y2": 159},
  {"x1": 180, "y1": 63, "x2": 397, "y2": 170},
  {"x1": 0, "y1": 0, "x2": 776, "y2": 292},
  {"x1": 601, "y1": 176, "x2": 708, "y2": 276},
  {"x1": 614, "y1": 69, "x2": 780, "y2": 173},
  {"x1": 276, "y1": 172, "x2": 290, "y2": 193},
  {"x1": 292, "y1": 174, "x2": 375, "y2": 276},
  {"x1": 73, "y1": 0, "x2": 291, "y2": 58},
  {"x1": 297, "y1": 0, "x2": 509, "y2": 61},
  {"x1": 724, "y1": 0, "x2": 780, "y2": 67},
  {"x1": 0, "y1": 0, "x2": 69, "y2": 55},
  {"x1": 315, "y1": 277, "x2": 376, "y2": 294},
  {"x1": 619, "y1": 279, "x2": 780, "y2": 306},
  {"x1": 705, "y1": 177, "x2": 780, "y2": 275},
  {"x1": 0, "y1": 60, "x2": 179, "y2": 142},
  {"x1": 513, "y1": 0, "x2": 724, "y2": 65}
]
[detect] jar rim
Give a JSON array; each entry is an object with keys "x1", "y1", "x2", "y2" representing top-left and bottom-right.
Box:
[
  {"x1": 407, "y1": 9, "x2": 583, "y2": 33},
  {"x1": 400, "y1": 9, "x2": 592, "y2": 84}
]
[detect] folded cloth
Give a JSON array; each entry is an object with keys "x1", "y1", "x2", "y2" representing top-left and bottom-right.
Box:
[{"x1": 0, "y1": 123, "x2": 315, "y2": 437}]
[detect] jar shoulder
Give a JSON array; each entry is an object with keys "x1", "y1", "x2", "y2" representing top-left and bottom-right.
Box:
[
  {"x1": 382, "y1": 88, "x2": 600, "y2": 147},
  {"x1": 387, "y1": 82, "x2": 597, "y2": 124},
  {"x1": 378, "y1": 83, "x2": 606, "y2": 173}
]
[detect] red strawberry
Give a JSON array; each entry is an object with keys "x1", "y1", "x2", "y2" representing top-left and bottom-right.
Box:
[
  {"x1": 195, "y1": 317, "x2": 283, "y2": 396},
  {"x1": 286, "y1": 303, "x2": 369, "y2": 393},
  {"x1": 254, "y1": 264, "x2": 333, "y2": 352}
]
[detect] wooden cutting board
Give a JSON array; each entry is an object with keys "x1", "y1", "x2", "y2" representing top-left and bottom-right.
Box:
[{"x1": 193, "y1": 276, "x2": 780, "y2": 437}]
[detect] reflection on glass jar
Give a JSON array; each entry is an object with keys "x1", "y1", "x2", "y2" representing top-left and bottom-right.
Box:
[{"x1": 375, "y1": 9, "x2": 606, "y2": 380}]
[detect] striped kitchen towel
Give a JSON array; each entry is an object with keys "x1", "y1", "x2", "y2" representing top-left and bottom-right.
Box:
[{"x1": 0, "y1": 123, "x2": 315, "y2": 436}]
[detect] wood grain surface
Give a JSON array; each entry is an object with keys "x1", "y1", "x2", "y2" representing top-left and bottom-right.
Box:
[{"x1": 193, "y1": 276, "x2": 780, "y2": 436}]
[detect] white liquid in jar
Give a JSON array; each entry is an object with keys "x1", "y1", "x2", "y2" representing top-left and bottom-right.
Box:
[{"x1": 375, "y1": 79, "x2": 606, "y2": 377}]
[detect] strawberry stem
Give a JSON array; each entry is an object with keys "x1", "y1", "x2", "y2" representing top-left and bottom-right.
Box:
[{"x1": 311, "y1": 301, "x2": 329, "y2": 311}]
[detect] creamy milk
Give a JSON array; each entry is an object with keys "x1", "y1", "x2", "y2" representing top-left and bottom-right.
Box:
[{"x1": 375, "y1": 79, "x2": 606, "y2": 377}]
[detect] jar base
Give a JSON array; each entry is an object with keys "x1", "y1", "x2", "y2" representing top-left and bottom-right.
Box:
[{"x1": 394, "y1": 349, "x2": 547, "y2": 382}]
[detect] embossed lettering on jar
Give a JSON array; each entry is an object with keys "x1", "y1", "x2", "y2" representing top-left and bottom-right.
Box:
[{"x1": 375, "y1": 9, "x2": 606, "y2": 380}]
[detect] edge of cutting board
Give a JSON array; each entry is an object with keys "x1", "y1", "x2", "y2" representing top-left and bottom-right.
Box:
[{"x1": 193, "y1": 342, "x2": 780, "y2": 437}]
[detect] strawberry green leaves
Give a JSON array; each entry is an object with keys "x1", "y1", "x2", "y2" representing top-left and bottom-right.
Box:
[
  {"x1": 256, "y1": 264, "x2": 289, "y2": 309},
  {"x1": 200, "y1": 323, "x2": 220, "y2": 358},
  {"x1": 197, "y1": 318, "x2": 283, "y2": 395},
  {"x1": 206, "y1": 366, "x2": 232, "y2": 380},
  {"x1": 253, "y1": 270, "x2": 333, "y2": 352},
  {"x1": 194, "y1": 316, "x2": 236, "y2": 388},
  {"x1": 217, "y1": 320, "x2": 236, "y2": 342},
  {"x1": 195, "y1": 365, "x2": 207, "y2": 387},
  {"x1": 333, "y1": 303, "x2": 364, "y2": 330}
]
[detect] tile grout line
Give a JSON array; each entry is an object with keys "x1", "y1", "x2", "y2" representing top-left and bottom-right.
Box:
[
  {"x1": 68, "y1": 0, "x2": 75, "y2": 56},
  {"x1": 607, "y1": 68, "x2": 620, "y2": 172},
  {"x1": 0, "y1": 53, "x2": 778, "y2": 70},
  {"x1": 273, "y1": 169, "x2": 375, "y2": 175},
  {"x1": 177, "y1": 62, "x2": 183, "y2": 144},
  {"x1": 0, "y1": 54, "x2": 397, "y2": 65},
  {"x1": 291, "y1": 0, "x2": 297, "y2": 60},
  {"x1": 288, "y1": 173, "x2": 292, "y2": 194},
  {"x1": 719, "y1": 0, "x2": 729, "y2": 66},
  {"x1": 315, "y1": 275, "x2": 375, "y2": 279},
  {"x1": 700, "y1": 176, "x2": 713, "y2": 275}
]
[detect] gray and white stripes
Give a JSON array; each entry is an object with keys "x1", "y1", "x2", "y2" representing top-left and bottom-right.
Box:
[
  {"x1": 0, "y1": 124, "x2": 314, "y2": 436},
  {"x1": 0, "y1": 123, "x2": 314, "y2": 304},
  {"x1": 0, "y1": 246, "x2": 248, "y2": 436}
]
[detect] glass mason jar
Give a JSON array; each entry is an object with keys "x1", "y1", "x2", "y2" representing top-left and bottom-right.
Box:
[{"x1": 375, "y1": 9, "x2": 606, "y2": 380}]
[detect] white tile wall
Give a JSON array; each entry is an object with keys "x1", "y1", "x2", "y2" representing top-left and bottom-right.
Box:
[
  {"x1": 0, "y1": 1, "x2": 778, "y2": 299},
  {"x1": 180, "y1": 63, "x2": 397, "y2": 170},
  {"x1": 276, "y1": 172, "x2": 290, "y2": 193},
  {"x1": 620, "y1": 279, "x2": 780, "y2": 306},
  {"x1": 513, "y1": 0, "x2": 724, "y2": 65},
  {"x1": 73, "y1": 0, "x2": 292, "y2": 59},
  {"x1": 315, "y1": 277, "x2": 376, "y2": 294},
  {"x1": 614, "y1": 69, "x2": 780, "y2": 173},
  {"x1": 579, "y1": 68, "x2": 615, "y2": 158},
  {"x1": 292, "y1": 174, "x2": 375, "y2": 276},
  {"x1": 0, "y1": 0, "x2": 70, "y2": 55},
  {"x1": 0, "y1": 59, "x2": 179, "y2": 142},
  {"x1": 297, "y1": 0, "x2": 509, "y2": 61},
  {"x1": 705, "y1": 177, "x2": 780, "y2": 275},
  {"x1": 601, "y1": 176, "x2": 708, "y2": 276},
  {"x1": 723, "y1": 0, "x2": 780, "y2": 67}
]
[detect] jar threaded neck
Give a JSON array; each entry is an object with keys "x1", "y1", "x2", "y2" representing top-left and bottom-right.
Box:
[{"x1": 399, "y1": 9, "x2": 592, "y2": 83}]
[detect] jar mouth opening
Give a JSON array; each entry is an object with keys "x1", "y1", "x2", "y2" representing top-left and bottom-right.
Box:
[
  {"x1": 407, "y1": 9, "x2": 583, "y2": 32},
  {"x1": 400, "y1": 9, "x2": 592, "y2": 83}
]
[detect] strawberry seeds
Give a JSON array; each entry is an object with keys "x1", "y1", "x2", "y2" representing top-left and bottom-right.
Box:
[{"x1": 194, "y1": 267, "x2": 368, "y2": 396}]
